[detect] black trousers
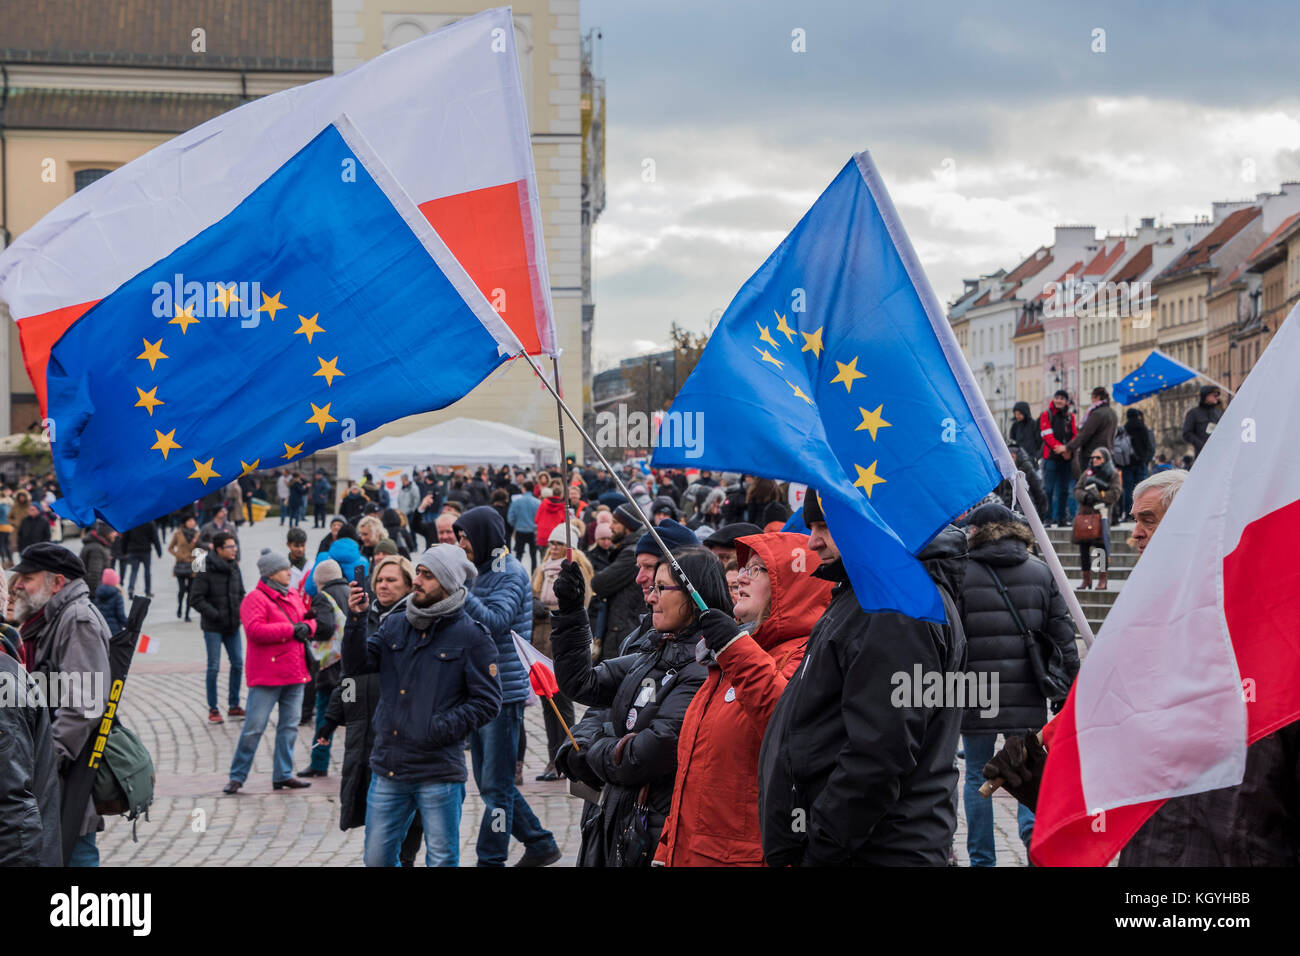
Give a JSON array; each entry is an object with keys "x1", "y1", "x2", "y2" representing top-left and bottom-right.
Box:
[
  {"x1": 513, "y1": 531, "x2": 537, "y2": 568},
  {"x1": 540, "y1": 692, "x2": 575, "y2": 765}
]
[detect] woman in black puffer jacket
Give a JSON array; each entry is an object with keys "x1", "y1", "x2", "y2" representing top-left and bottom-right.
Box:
[
  {"x1": 958, "y1": 503, "x2": 1079, "y2": 866},
  {"x1": 550, "y1": 548, "x2": 729, "y2": 867}
]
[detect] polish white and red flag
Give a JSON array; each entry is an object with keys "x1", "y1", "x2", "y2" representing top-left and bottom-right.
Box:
[
  {"x1": 1031, "y1": 303, "x2": 1300, "y2": 866},
  {"x1": 0, "y1": 7, "x2": 555, "y2": 419},
  {"x1": 511, "y1": 630, "x2": 560, "y2": 699}
]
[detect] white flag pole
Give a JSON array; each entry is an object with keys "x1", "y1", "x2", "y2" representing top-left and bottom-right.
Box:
[{"x1": 1013, "y1": 470, "x2": 1095, "y2": 649}]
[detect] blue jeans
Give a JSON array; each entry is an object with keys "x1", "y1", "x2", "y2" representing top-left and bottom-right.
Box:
[
  {"x1": 1042, "y1": 455, "x2": 1074, "y2": 524},
  {"x1": 309, "y1": 685, "x2": 335, "y2": 772},
  {"x1": 124, "y1": 553, "x2": 153, "y2": 596},
  {"x1": 203, "y1": 630, "x2": 244, "y2": 711},
  {"x1": 228, "y1": 683, "x2": 304, "y2": 783},
  {"x1": 68, "y1": 832, "x2": 99, "y2": 867},
  {"x1": 470, "y1": 701, "x2": 556, "y2": 866},
  {"x1": 1121, "y1": 463, "x2": 1147, "y2": 518},
  {"x1": 963, "y1": 733, "x2": 1034, "y2": 866},
  {"x1": 363, "y1": 775, "x2": 465, "y2": 867}
]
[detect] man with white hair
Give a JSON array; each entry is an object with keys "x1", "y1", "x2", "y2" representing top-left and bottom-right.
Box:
[
  {"x1": 434, "y1": 512, "x2": 458, "y2": 546},
  {"x1": 1126, "y1": 469, "x2": 1187, "y2": 555},
  {"x1": 0, "y1": 569, "x2": 62, "y2": 865},
  {"x1": 11, "y1": 542, "x2": 112, "y2": 867}
]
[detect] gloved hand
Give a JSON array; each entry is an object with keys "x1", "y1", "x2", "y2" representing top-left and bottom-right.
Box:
[
  {"x1": 981, "y1": 731, "x2": 1048, "y2": 811},
  {"x1": 292, "y1": 622, "x2": 311, "y2": 643},
  {"x1": 552, "y1": 560, "x2": 586, "y2": 614},
  {"x1": 699, "y1": 607, "x2": 744, "y2": 656}
]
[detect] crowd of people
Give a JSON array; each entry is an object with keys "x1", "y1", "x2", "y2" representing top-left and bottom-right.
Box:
[{"x1": 3, "y1": 375, "x2": 1279, "y2": 868}]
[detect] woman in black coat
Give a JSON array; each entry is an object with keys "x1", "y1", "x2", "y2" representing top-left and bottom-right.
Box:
[
  {"x1": 1074, "y1": 446, "x2": 1119, "y2": 589},
  {"x1": 1119, "y1": 407, "x2": 1155, "y2": 521},
  {"x1": 957, "y1": 503, "x2": 1079, "y2": 865},
  {"x1": 550, "y1": 548, "x2": 730, "y2": 867}
]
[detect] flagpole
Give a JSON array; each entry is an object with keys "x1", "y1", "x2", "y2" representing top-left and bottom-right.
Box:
[
  {"x1": 1013, "y1": 470, "x2": 1095, "y2": 649},
  {"x1": 551, "y1": 356, "x2": 575, "y2": 559},
  {"x1": 510, "y1": 348, "x2": 711, "y2": 613},
  {"x1": 547, "y1": 695, "x2": 580, "y2": 751}
]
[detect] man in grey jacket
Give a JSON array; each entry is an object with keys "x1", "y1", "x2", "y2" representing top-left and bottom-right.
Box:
[{"x1": 12, "y1": 543, "x2": 112, "y2": 867}]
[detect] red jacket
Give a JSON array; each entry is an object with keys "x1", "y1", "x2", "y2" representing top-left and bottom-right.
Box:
[
  {"x1": 240, "y1": 580, "x2": 314, "y2": 687},
  {"x1": 1038, "y1": 405, "x2": 1077, "y2": 460},
  {"x1": 654, "y1": 532, "x2": 833, "y2": 866},
  {"x1": 535, "y1": 497, "x2": 568, "y2": 547}
]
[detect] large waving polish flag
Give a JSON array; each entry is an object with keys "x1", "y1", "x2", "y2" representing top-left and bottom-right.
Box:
[
  {"x1": 0, "y1": 6, "x2": 555, "y2": 420},
  {"x1": 1031, "y1": 303, "x2": 1300, "y2": 865}
]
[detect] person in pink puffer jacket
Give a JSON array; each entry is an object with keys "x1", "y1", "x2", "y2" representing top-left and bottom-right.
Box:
[{"x1": 223, "y1": 549, "x2": 316, "y2": 794}]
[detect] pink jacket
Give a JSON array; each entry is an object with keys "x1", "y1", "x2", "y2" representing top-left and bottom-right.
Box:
[{"x1": 241, "y1": 580, "x2": 314, "y2": 687}]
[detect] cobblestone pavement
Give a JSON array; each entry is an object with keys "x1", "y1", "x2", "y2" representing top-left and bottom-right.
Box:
[{"x1": 96, "y1": 516, "x2": 1026, "y2": 866}]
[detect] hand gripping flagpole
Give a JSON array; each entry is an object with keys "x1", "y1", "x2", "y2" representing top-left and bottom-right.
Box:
[{"x1": 511, "y1": 348, "x2": 710, "y2": 613}]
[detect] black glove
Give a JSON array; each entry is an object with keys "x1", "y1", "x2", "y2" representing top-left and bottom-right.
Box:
[
  {"x1": 699, "y1": 607, "x2": 744, "y2": 656},
  {"x1": 552, "y1": 560, "x2": 586, "y2": 614},
  {"x1": 292, "y1": 622, "x2": 311, "y2": 643},
  {"x1": 981, "y1": 732, "x2": 1048, "y2": 811},
  {"x1": 555, "y1": 741, "x2": 603, "y2": 789}
]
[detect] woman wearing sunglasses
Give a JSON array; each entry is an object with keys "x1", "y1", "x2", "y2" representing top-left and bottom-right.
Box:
[
  {"x1": 549, "y1": 547, "x2": 729, "y2": 866},
  {"x1": 654, "y1": 531, "x2": 832, "y2": 866},
  {"x1": 1074, "y1": 446, "x2": 1117, "y2": 589}
]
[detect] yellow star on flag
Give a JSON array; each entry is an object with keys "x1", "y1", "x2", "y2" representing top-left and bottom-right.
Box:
[
  {"x1": 294, "y1": 313, "x2": 324, "y2": 344},
  {"x1": 169, "y1": 305, "x2": 200, "y2": 334},
  {"x1": 135, "y1": 386, "x2": 164, "y2": 416},
  {"x1": 801, "y1": 326, "x2": 825, "y2": 359},
  {"x1": 785, "y1": 379, "x2": 814, "y2": 405},
  {"x1": 855, "y1": 404, "x2": 892, "y2": 441},
  {"x1": 240, "y1": 459, "x2": 260, "y2": 476},
  {"x1": 188, "y1": 457, "x2": 220, "y2": 484},
  {"x1": 830, "y1": 356, "x2": 866, "y2": 393},
  {"x1": 211, "y1": 283, "x2": 241, "y2": 311},
  {"x1": 137, "y1": 338, "x2": 168, "y2": 370},
  {"x1": 305, "y1": 402, "x2": 337, "y2": 433},
  {"x1": 852, "y1": 461, "x2": 886, "y2": 498},
  {"x1": 151, "y1": 429, "x2": 180, "y2": 460},
  {"x1": 757, "y1": 322, "x2": 780, "y2": 350},
  {"x1": 313, "y1": 356, "x2": 344, "y2": 387},
  {"x1": 753, "y1": 346, "x2": 784, "y2": 370},
  {"x1": 282, "y1": 441, "x2": 304, "y2": 460},
  {"x1": 774, "y1": 311, "x2": 796, "y2": 342},
  {"x1": 259, "y1": 290, "x2": 286, "y2": 321}
]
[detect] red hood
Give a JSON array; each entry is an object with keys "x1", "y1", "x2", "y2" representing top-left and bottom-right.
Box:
[{"x1": 734, "y1": 532, "x2": 832, "y2": 651}]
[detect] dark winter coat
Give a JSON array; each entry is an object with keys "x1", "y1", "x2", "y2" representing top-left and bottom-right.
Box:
[
  {"x1": 958, "y1": 524, "x2": 1079, "y2": 735},
  {"x1": 341, "y1": 593, "x2": 501, "y2": 783},
  {"x1": 18, "y1": 514, "x2": 51, "y2": 551},
  {"x1": 1123, "y1": 411, "x2": 1155, "y2": 468},
  {"x1": 996, "y1": 442, "x2": 1048, "y2": 518},
  {"x1": 1009, "y1": 401, "x2": 1043, "y2": 460},
  {"x1": 92, "y1": 585, "x2": 128, "y2": 636},
  {"x1": 552, "y1": 609, "x2": 707, "y2": 867},
  {"x1": 0, "y1": 626, "x2": 62, "y2": 866},
  {"x1": 321, "y1": 596, "x2": 405, "y2": 830},
  {"x1": 757, "y1": 525, "x2": 969, "y2": 867},
  {"x1": 590, "y1": 531, "x2": 649, "y2": 650},
  {"x1": 1181, "y1": 384, "x2": 1224, "y2": 457},
  {"x1": 189, "y1": 551, "x2": 246, "y2": 634},
  {"x1": 79, "y1": 528, "x2": 114, "y2": 595},
  {"x1": 121, "y1": 520, "x2": 162, "y2": 557},
  {"x1": 1066, "y1": 400, "x2": 1118, "y2": 477}
]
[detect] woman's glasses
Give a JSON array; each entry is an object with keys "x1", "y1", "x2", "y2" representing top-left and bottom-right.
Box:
[
  {"x1": 737, "y1": 564, "x2": 768, "y2": 579},
  {"x1": 647, "y1": 583, "x2": 683, "y2": 596}
]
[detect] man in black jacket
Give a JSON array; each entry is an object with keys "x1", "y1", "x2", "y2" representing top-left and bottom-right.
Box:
[
  {"x1": 189, "y1": 532, "x2": 246, "y2": 723},
  {"x1": 1008, "y1": 401, "x2": 1043, "y2": 462},
  {"x1": 1181, "y1": 384, "x2": 1223, "y2": 463},
  {"x1": 0, "y1": 621, "x2": 62, "y2": 865},
  {"x1": 589, "y1": 503, "x2": 651, "y2": 650},
  {"x1": 120, "y1": 519, "x2": 162, "y2": 599},
  {"x1": 757, "y1": 490, "x2": 968, "y2": 866}
]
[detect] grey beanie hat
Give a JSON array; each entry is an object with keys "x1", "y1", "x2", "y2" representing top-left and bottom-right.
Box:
[
  {"x1": 257, "y1": 548, "x2": 290, "y2": 578},
  {"x1": 417, "y1": 543, "x2": 478, "y2": 592}
]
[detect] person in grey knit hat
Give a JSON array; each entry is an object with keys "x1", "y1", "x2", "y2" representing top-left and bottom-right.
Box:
[{"x1": 257, "y1": 548, "x2": 290, "y2": 580}]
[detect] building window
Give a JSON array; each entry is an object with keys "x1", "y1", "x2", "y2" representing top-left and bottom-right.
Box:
[{"x1": 74, "y1": 168, "x2": 113, "y2": 191}]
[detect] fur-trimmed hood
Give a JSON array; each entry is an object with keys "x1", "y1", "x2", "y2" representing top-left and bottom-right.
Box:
[{"x1": 966, "y1": 519, "x2": 1034, "y2": 553}]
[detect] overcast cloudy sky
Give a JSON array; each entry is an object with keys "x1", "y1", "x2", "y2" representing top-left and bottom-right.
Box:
[{"x1": 579, "y1": 0, "x2": 1300, "y2": 367}]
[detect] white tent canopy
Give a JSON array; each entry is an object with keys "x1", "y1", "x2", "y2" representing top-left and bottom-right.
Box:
[{"x1": 348, "y1": 417, "x2": 560, "y2": 477}]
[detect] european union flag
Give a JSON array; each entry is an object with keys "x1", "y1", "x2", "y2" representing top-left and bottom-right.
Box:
[
  {"x1": 47, "y1": 118, "x2": 516, "y2": 530},
  {"x1": 652, "y1": 153, "x2": 1011, "y2": 620},
  {"x1": 1112, "y1": 349, "x2": 1198, "y2": 405}
]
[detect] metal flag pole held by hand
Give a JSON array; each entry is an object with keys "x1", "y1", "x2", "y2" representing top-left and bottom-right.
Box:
[{"x1": 511, "y1": 348, "x2": 710, "y2": 613}]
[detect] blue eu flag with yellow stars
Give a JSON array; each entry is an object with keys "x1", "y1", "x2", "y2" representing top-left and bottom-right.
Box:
[
  {"x1": 652, "y1": 152, "x2": 1011, "y2": 621},
  {"x1": 47, "y1": 117, "x2": 517, "y2": 531},
  {"x1": 1112, "y1": 349, "x2": 1198, "y2": 405}
]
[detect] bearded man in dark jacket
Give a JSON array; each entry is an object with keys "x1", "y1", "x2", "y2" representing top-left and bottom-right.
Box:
[{"x1": 757, "y1": 490, "x2": 968, "y2": 866}]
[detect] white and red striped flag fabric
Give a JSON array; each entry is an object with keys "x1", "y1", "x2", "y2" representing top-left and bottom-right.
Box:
[
  {"x1": 136, "y1": 634, "x2": 160, "y2": 655},
  {"x1": 0, "y1": 7, "x2": 554, "y2": 419},
  {"x1": 1031, "y1": 303, "x2": 1300, "y2": 865},
  {"x1": 511, "y1": 630, "x2": 560, "y2": 699}
]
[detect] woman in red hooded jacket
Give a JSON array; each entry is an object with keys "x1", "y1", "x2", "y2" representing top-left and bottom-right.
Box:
[{"x1": 654, "y1": 531, "x2": 832, "y2": 866}]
